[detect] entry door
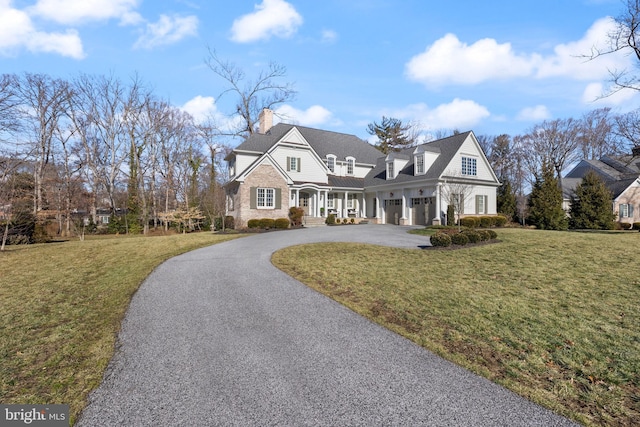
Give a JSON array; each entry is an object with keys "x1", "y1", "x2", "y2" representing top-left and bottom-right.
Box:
[{"x1": 299, "y1": 192, "x2": 310, "y2": 215}]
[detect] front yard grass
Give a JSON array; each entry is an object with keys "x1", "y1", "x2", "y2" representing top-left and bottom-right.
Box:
[
  {"x1": 271, "y1": 228, "x2": 639, "y2": 426},
  {"x1": 0, "y1": 232, "x2": 242, "y2": 424}
]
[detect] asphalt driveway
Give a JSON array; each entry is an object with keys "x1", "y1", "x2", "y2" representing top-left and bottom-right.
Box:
[{"x1": 77, "y1": 225, "x2": 578, "y2": 426}]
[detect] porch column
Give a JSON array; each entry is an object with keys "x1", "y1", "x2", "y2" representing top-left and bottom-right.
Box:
[
  {"x1": 294, "y1": 189, "x2": 299, "y2": 207},
  {"x1": 433, "y1": 184, "x2": 442, "y2": 225},
  {"x1": 344, "y1": 191, "x2": 348, "y2": 217},
  {"x1": 362, "y1": 192, "x2": 367, "y2": 218},
  {"x1": 314, "y1": 191, "x2": 319, "y2": 217},
  {"x1": 377, "y1": 191, "x2": 384, "y2": 224}
]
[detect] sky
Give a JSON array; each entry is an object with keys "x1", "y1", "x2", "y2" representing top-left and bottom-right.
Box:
[{"x1": 2, "y1": 0, "x2": 640, "y2": 145}]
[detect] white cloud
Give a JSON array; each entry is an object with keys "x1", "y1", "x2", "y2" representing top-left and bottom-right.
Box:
[
  {"x1": 0, "y1": 1, "x2": 84, "y2": 58},
  {"x1": 405, "y1": 18, "x2": 633, "y2": 87},
  {"x1": 582, "y1": 82, "x2": 640, "y2": 106},
  {"x1": 384, "y1": 99, "x2": 490, "y2": 131},
  {"x1": 134, "y1": 14, "x2": 198, "y2": 49},
  {"x1": 536, "y1": 18, "x2": 627, "y2": 80},
  {"x1": 516, "y1": 105, "x2": 551, "y2": 121},
  {"x1": 230, "y1": 0, "x2": 303, "y2": 43},
  {"x1": 405, "y1": 33, "x2": 537, "y2": 86},
  {"x1": 275, "y1": 105, "x2": 333, "y2": 126},
  {"x1": 182, "y1": 96, "x2": 218, "y2": 123},
  {"x1": 321, "y1": 29, "x2": 338, "y2": 44},
  {"x1": 30, "y1": 0, "x2": 142, "y2": 25}
]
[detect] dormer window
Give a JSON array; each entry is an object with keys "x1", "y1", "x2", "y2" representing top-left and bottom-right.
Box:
[
  {"x1": 387, "y1": 161, "x2": 395, "y2": 179},
  {"x1": 346, "y1": 157, "x2": 355, "y2": 175},
  {"x1": 327, "y1": 155, "x2": 336, "y2": 173},
  {"x1": 415, "y1": 154, "x2": 424, "y2": 175}
]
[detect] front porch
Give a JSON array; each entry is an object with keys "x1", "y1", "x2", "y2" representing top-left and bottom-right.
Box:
[{"x1": 291, "y1": 187, "x2": 366, "y2": 220}]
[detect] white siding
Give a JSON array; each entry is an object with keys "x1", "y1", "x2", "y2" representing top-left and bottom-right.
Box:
[
  {"x1": 235, "y1": 153, "x2": 261, "y2": 176},
  {"x1": 445, "y1": 136, "x2": 495, "y2": 181},
  {"x1": 271, "y1": 146, "x2": 328, "y2": 184}
]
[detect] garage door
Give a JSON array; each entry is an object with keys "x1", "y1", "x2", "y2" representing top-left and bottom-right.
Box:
[
  {"x1": 411, "y1": 197, "x2": 435, "y2": 225},
  {"x1": 385, "y1": 199, "x2": 403, "y2": 224}
]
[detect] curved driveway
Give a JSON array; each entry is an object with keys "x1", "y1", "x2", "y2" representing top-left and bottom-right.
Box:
[{"x1": 78, "y1": 225, "x2": 577, "y2": 426}]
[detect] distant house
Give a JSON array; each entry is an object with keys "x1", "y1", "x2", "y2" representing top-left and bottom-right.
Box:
[
  {"x1": 224, "y1": 109, "x2": 500, "y2": 228},
  {"x1": 562, "y1": 149, "x2": 640, "y2": 225}
]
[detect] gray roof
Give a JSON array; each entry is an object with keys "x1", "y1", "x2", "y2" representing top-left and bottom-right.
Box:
[
  {"x1": 233, "y1": 123, "x2": 382, "y2": 165},
  {"x1": 563, "y1": 154, "x2": 640, "y2": 199},
  {"x1": 364, "y1": 131, "x2": 478, "y2": 187},
  {"x1": 328, "y1": 176, "x2": 365, "y2": 189}
]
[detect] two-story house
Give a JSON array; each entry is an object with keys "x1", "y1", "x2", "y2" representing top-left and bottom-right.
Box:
[
  {"x1": 562, "y1": 149, "x2": 640, "y2": 225},
  {"x1": 224, "y1": 109, "x2": 500, "y2": 228}
]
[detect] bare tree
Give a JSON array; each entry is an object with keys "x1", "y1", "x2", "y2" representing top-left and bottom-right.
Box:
[
  {"x1": 613, "y1": 108, "x2": 640, "y2": 151},
  {"x1": 580, "y1": 108, "x2": 623, "y2": 159},
  {"x1": 70, "y1": 73, "x2": 128, "y2": 217},
  {"x1": 205, "y1": 48, "x2": 296, "y2": 137},
  {"x1": 440, "y1": 173, "x2": 473, "y2": 230},
  {"x1": 16, "y1": 73, "x2": 71, "y2": 214},
  {"x1": 589, "y1": 0, "x2": 640, "y2": 93},
  {"x1": 0, "y1": 74, "x2": 21, "y2": 138},
  {"x1": 519, "y1": 118, "x2": 582, "y2": 189}
]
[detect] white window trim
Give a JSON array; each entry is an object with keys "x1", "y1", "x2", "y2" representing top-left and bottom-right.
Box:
[
  {"x1": 347, "y1": 193, "x2": 357, "y2": 209},
  {"x1": 387, "y1": 161, "x2": 395, "y2": 179},
  {"x1": 346, "y1": 156, "x2": 355, "y2": 175},
  {"x1": 257, "y1": 187, "x2": 275, "y2": 209},
  {"x1": 327, "y1": 155, "x2": 336, "y2": 173},
  {"x1": 415, "y1": 154, "x2": 424, "y2": 175},
  {"x1": 462, "y1": 156, "x2": 477, "y2": 176},
  {"x1": 327, "y1": 193, "x2": 335, "y2": 209}
]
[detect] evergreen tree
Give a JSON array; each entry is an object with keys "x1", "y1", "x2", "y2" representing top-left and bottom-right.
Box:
[
  {"x1": 366, "y1": 116, "x2": 415, "y2": 154},
  {"x1": 528, "y1": 163, "x2": 568, "y2": 230},
  {"x1": 569, "y1": 171, "x2": 615, "y2": 229},
  {"x1": 497, "y1": 177, "x2": 517, "y2": 221}
]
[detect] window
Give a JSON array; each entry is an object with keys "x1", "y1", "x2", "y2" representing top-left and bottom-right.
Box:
[
  {"x1": 347, "y1": 193, "x2": 357, "y2": 209},
  {"x1": 620, "y1": 203, "x2": 634, "y2": 218},
  {"x1": 387, "y1": 162, "x2": 394, "y2": 179},
  {"x1": 416, "y1": 155, "x2": 424, "y2": 174},
  {"x1": 327, "y1": 156, "x2": 335, "y2": 173},
  {"x1": 476, "y1": 195, "x2": 488, "y2": 214},
  {"x1": 257, "y1": 188, "x2": 275, "y2": 208},
  {"x1": 462, "y1": 156, "x2": 477, "y2": 176},
  {"x1": 346, "y1": 157, "x2": 354, "y2": 175},
  {"x1": 287, "y1": 157, "x2": 301, "y2": 172},
  {"x1": 327, "y1": 193, "x2": 335, "y2": 209}
]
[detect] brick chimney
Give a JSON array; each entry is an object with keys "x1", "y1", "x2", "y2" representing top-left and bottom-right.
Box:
[{"x1": 258, "y1": 108, "x2": 273, "y2": 134}]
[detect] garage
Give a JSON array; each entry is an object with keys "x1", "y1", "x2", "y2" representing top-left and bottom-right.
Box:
[
  {"x1": 411, "y1": 197, "x2": 435, "y2": 225},
  {"x1": 384, "y1": 199, "x2": 403, "y2": 224}
]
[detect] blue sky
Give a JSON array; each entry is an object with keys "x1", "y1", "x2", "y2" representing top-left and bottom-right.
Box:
[{"x1": 2, "y1": 0, "x2": 639, "y2": 143}]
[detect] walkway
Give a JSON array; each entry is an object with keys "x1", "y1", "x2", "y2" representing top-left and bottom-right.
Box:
[{"x1": 77, "y1": 225, "x2": 577, "y2": 426}]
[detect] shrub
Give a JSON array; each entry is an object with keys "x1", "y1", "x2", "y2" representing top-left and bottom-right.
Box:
[
  {"x1": 462, "y1": 230, "x2": 481, "y2": 243},
  {"x1": 487, "y1": 229, "x2": 498, "y2": 240},
  {"x1": 430, "y1": 232, "x2": 452, "y2": 247},
  {"x1": 446, "y1": 205, "x2": 455, "y2": 226},
  {"x1": 247, "y1": 219, "x2": 261, "y2": 229},
  {"x1": 460, "y1": 217, "x2": 478, "y2": 228},
  {"x1": 480, "y1": 216, "x2": 496, "y2": 228},
  {"x1": 450, "y1": 232, "x2": 469, "y2": 246},
  {"x1": 350, "y1": 218, "x2": 355, "y2": 224},
  {"x1": 214, "y1": 216, "x2": 235, "y2": 230},
  {"x1": 633, "y1": 222, "x2": 640, "y2": 230},
  {"x1": 258, "y1": 218, "x2": 275, "y2": 229},
  {"x1": 494, "y1": 215, "x2": 507, "y2": 227},
  {"x1": 275, "y1": 218, "x2": 290, "y2": 229},
  {"x1": 289, "y1": 207, "x2": 304, "y2": 227},
  {"x1": 477, "y1": 230, "x2": 491, "y2": 241},
  {"x1": 325, "y1": 214, "x2": 336, "y2": 225}
]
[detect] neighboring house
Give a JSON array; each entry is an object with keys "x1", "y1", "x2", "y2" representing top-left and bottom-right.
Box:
[
  {"x1": 224, "y1": 109, "x2": 500, "y2": 228},
  {"x1": 562, "y1": 149, "x2": 640, "y2": 225}
]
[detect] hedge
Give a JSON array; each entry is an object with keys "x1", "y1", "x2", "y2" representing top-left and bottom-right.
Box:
[
  {"x1": 450, "y1": 233, "x2": 469, "y2": 246},
  {"x1": 430, "y1": 232, "x2": 452, "y2": 247},
  {"x1": 275, "y1": 218, "x2": 290, "y2": 229}
]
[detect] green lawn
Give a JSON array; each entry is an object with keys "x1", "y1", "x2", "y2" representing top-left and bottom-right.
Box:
[
  {"x1": 0, "y1": 232, "x2": 242, "y2": 424},
  {"x1": 271, "y1": 228, "x2": 640, "y2": 426}
]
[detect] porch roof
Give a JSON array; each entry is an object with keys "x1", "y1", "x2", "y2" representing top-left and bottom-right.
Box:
[{"x1": 328, "y1": 176, "x2": 365, "y2": 189}]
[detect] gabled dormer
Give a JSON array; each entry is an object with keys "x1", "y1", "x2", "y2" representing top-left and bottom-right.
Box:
[
  {"x1": 326, "y1": 154, "x2": 336, "y2": 173},
  {"x1": 413, "y1": 145, "x2": 440, "y2": 176},
  {"x1": 385, "y1": 152, "x2": 409, "y2": 180}
]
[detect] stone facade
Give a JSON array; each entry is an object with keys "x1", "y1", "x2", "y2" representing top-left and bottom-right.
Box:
[{"x1": 231, "y1": 163, "x2": 290, "y2": 228}]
